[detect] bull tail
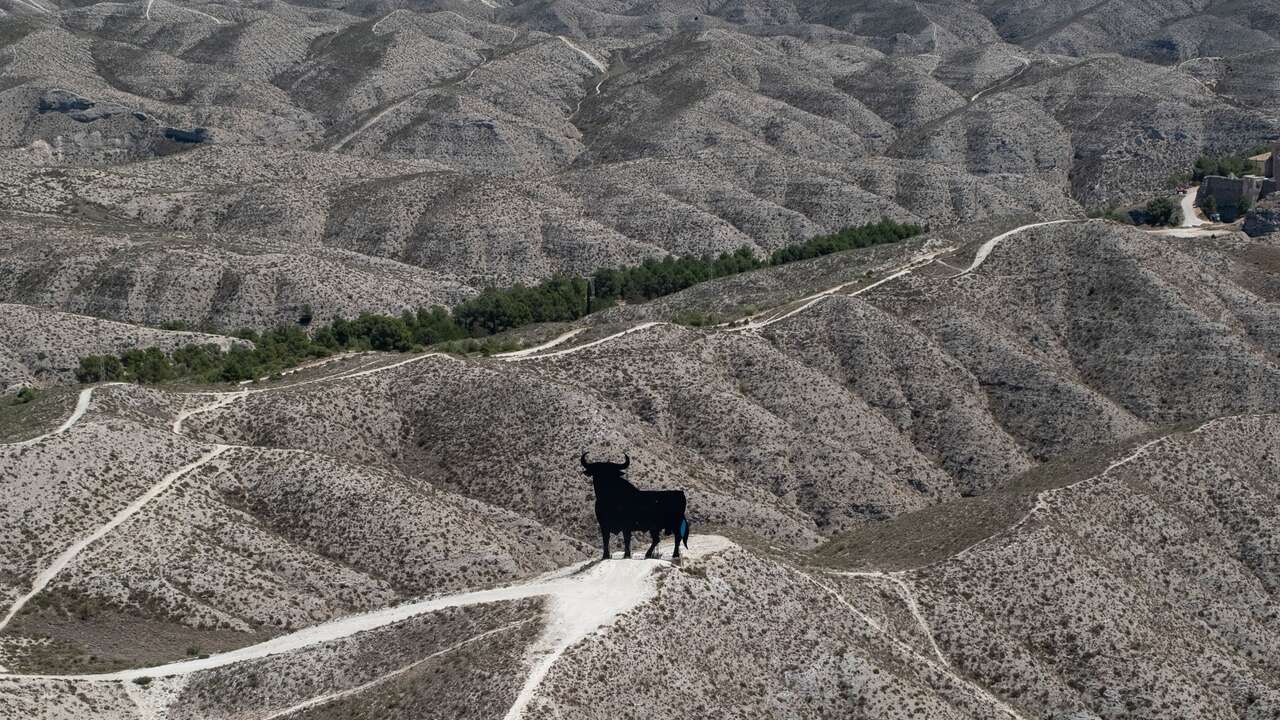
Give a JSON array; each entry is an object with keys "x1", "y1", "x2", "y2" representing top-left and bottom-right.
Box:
[{"x1": 680, "y1": 516, "x2": 689, "y2": 549}]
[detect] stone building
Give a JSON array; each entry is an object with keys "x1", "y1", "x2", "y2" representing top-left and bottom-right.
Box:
[{"x1": 1198, "y1": 141, "x2": 1279, "y2": 221}]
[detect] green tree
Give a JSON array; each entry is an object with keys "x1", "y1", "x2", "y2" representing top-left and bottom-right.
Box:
[
  {"x1": 76, "y1": 355, "x2": 125, "y2": 383},
  {"x1": 349, "y1": 313, "x2": 413, "y2": 352},
  {"x1": 71, "y1": 219, "x2": 926, "y2": 387},
  {"x1": 121, "y1": 347, "x2": 175, "y2": 384},
  {"x1": 1143, "y1": 196, "x2": 1179, "y2": 226}
]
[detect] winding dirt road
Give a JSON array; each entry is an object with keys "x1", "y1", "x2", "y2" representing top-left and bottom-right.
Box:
[
  {"x1": 0, "y1": 353, "x2": 455, "y2": 648},
  {"x1": 970, "y1": 57, "x2": 1030, "y2": 103},
  {"x1": 10, "y1": 537, "x2": 729, "y2": 695},
  {"x1": 0, "y1": 445, "x2": 230, "y2": 633},
  {"x1": 558, "y1": 36, "x2": 606, "y2": 73},
  {"x1": 816, "y1": 421, "x2": 1205, "y2": 717},
  {"x1": 2, "y1": 216, "x2": 1174, "y2": 716},
  {"x1": 1180, "y1": 185, "x2": 1208, "y2": 228},
  {"x1": 4, "y1": 383, "x2": 121, "y2": 448}
]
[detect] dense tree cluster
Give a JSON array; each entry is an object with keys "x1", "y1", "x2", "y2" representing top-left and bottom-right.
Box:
[
  {"x1": 75, "y1": 219, "x2": 922, "y2": 385},
  {"x1": 1142, "y1": 196, "x2": 1182, "y2": 226},
  {"x1": 591, "y1": 247, "x2": 764, "y2": 304},
  {"x1": 454, "y1": 277, "x2": 589, "y2": 335},
  {"x1": 767, "y1": 219, "x2": 922, "y2": 264}
]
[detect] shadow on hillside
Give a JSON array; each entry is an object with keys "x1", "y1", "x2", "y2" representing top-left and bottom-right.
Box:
[{"x1": 811, "y1": 420, "x2": 1200, "y2": 572}]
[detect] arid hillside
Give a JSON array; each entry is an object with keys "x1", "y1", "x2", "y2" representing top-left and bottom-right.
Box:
[
  {"x1": 0, "y1": 0, "x2": 1274, "y2": 323},
  {"x1": 3, "y1": 218, "x2": 1280, "y2": 718},
  {"x1": 2, "y1": 0, "x2": 1279, "y2": 717}
]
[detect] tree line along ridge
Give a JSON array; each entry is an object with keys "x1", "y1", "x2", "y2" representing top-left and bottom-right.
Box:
[{"x1": 73, "y1": 219, "x2": 923, "y2": 385}]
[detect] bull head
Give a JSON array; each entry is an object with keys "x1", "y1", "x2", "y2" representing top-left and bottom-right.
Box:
[{"x1": 579, "y1": 451, "x2": 630, "y2": 473}]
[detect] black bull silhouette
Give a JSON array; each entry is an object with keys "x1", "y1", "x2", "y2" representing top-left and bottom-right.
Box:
[{"x1": 580, "y1": 452, "x2": 690, "y2": 559}]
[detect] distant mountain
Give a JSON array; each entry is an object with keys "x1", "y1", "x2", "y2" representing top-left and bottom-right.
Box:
[
  {"x1": 2, "y1": 1, "x2": 1279, "y2": 717},
  {"x1": 0, "y1": 0, "x2": 1273, "y2": 325}
]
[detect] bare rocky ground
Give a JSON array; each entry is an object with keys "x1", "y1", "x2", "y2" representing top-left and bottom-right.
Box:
[
  {"x1": 1, "y1": 0, "x2": 1279, "y2": 717},
  {"x1": 0, "y1": 0, "x2": 1274, "y2": 324},
  {"x1": 0, "y1": 303, "x2": 245, "y2": 389},
  {"x1": 2, "y1": 220, "x2": 1280, "y2": 718}
]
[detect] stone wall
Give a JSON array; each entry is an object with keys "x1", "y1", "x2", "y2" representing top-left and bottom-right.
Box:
[{"x1": 1199, "y1": 175, "x2": 1277, "y2": 221}]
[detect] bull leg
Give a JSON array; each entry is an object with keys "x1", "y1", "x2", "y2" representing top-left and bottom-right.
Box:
[
  {"x1": 601, "y1": 526, "x2": 610, "y2": 560},
  {"x1": 623, "y1": 531, "x2": 632, "y2": 559},
  {"x1": 671, "y1": 525, "x2": 681, "y2": 558},
  {"x1": 645, "y1": 530, "x2": 660, "y2": 559}
]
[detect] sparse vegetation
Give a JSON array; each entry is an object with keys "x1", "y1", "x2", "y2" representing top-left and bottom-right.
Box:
[
  {"x1": 72, "y1": 220, "x2": 922, "y2": 385},
  {"x1": 1087, "y1": 205, "x2": 1136, "y2": 224}
]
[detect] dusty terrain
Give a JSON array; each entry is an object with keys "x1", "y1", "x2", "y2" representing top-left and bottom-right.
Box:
[
  {"x1": 0, "y1": 303, "x2": 245, "y2": 389},
  {"x1": 0, "y1": 0, "x2": 1274, "y2": 324},
  {"x1": 2, "y1": 0, "x2": 1280, "y2": 717},
  {"x1": 2, "y1": 217, "x2": 1280, "y2": 717}
]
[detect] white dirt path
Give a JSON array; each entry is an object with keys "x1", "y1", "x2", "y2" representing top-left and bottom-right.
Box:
[
  {"x1": 2, "y1": 352, "x2": 452, "y2": 645},
  {"x1": 720, "y1": 249, "x2": 947, "y2": 332},
  {"x1": 11, "y1": 0, "x2": 50, "y2": 14},
  {"x1": 174, "y1": 352, "x2": 451, "y2": 434},
  {"x1": 558, "y1": 36, "x2": 606, "y2": 73},
  {"x1": 953, "y1": 219, "x2": 1076, "y2": 276},
  {"x1": 970, "y1": 57, "x2": 1030, "y2": 102},
  {"x1": 510, "y1": 219, "x2": 1088, "y2": 354},
  {"x1": 0, "y1": 445, "x2": 230, "y2": 633},
  {"x1": 794, "y1": 569, "x2": 1028, "y2": 720},
  {"x1": 1179, "y1": 185, "x2": 1208, "y2": 228},
  {"x1": 819, "y1": 428, "x2": 1194, "y2": 713},
  {"x1": 238, "y1": 353, "x2": 361, "y2": 385},
  {"x1": 144, "y1": 0, "x2": 223, "y2": 23},
  {"x1": 493, "y1": 328, "x2": 586, "y2": 358},
  {"x1": 503, "y1": 322, "x2": 664, "y2": 361},
  {"x1": 330, "y1": 94, "x2": 423, "y2": 151},
  {"x1": 4, "y1": 383, "x2": 123, "y2": 448},
  {"x1": 839, "y1": 571, "x2": 948, "y2": 665},
  {"x1": 0, "y1": 218, "x2": 1096, "y2": 705},
  {"x1": 333, "y1": 15, "x2": 517, "y2": 152},
  {"x1": 7, "y1": 536, "x2": 730, "y2": 685}
]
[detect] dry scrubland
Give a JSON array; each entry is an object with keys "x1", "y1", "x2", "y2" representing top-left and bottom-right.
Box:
[
  {"x1": 0, "y1": 304, "x2": 245, "y2": 389},
  {"x1": 0, "y1": 0, "x2": 1274, "y2": 324},
  {"x1": 188, "y1": 223, "x2": 1280, "y2": 538},
  {"x1": 1, "y1": 0, "x2": 1279, "y2": 716},
  {"x1": 2, "y1": 223, "x2": 1278, "y2": 716},
  {"x1": 523, "y1": 417, "x2": 1280, "y2": 720}
]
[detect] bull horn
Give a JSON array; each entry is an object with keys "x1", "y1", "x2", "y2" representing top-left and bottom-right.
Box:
[
  {"x1": 621, "y1": 452, "x2": 630, "y2": 469},
  {"x1": 580, "y1": 452, "x2": 589, "y2": 468}
]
